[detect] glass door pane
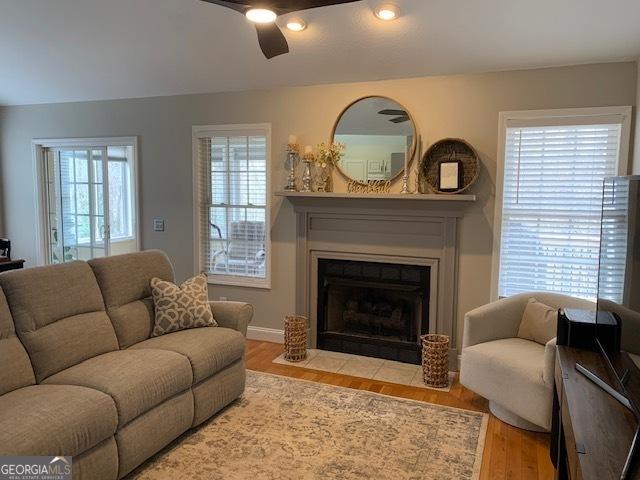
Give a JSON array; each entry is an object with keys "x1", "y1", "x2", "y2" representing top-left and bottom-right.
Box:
[
  {"x1": 45, "y1": 148, "x2": 110, "y2": 263},
  {"x1": 90, "y1": 148, "x2": 109, "y2": 259},
  {"x1": 106, "y1": 146, "x2": 137, "y2": 255}
]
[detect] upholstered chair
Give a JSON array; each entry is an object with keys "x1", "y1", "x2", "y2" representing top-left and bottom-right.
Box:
[{"x1": 460, "y1": 292, "x2": 594, "y2": 432}]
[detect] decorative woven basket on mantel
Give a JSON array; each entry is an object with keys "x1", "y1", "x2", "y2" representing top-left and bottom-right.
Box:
[
  {"x1": 284, "y1": 315, "x2": 308, "y2": 363},
  {"x1": 420, "y1": 138, "x2": 480, "y2": 194},
  {"x1": 421, "y1": 334, "x2": 450, "y2": 388}
]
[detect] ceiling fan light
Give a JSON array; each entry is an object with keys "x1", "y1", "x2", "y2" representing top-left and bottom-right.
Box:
[
  {"x1": 246, "y1": 8, "x2": 277, "y2": 24},
  {"x1": 374, "y1": 4, "x2": 400, "y2": 21},
  {"x1": 286, "y1": 18, "x2": 307, "y2": 32}
]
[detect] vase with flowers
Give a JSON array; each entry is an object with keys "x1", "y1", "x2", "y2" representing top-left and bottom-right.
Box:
[{"x1": 314, "y1": 142, "x2": 345, "y2": 192}]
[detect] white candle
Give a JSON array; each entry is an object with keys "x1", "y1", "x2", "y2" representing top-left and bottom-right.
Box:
[
  {"x1": 304, "y1": 145, "x2": 313, "y2": 154},
  {"x1": 289, "y1": 134, "x2": 298, "y2": 145},
  {"x1": 404, "y1": 152, "x2": 408, "y2": 175}
]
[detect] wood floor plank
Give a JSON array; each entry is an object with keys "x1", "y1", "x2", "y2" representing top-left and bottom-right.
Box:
[{"x1": 245, "y1": 340, "x2": 554, "y2": 480}]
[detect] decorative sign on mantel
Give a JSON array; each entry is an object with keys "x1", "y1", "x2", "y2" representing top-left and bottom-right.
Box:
[{"x1": 347, "y1": 180, "x2": 392, "y2": 194}]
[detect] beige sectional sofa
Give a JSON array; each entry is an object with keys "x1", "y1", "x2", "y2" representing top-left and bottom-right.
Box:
[{"x1": 0, "y1": 250, "x2": 253, "y2": 479}]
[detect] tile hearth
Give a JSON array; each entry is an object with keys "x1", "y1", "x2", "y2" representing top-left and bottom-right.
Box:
[{"x1": 273, "y1": 349, "x2": 454, "y2": 392}]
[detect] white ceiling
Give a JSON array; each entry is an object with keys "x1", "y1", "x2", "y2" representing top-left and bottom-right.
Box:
[{"x1": 1, "y1": 0, "x2": 639, "y2": 106}]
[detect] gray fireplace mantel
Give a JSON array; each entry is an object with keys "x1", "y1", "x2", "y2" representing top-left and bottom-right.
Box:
[{"x1": 281, "y1": 192, "x2": 474, "y2": 370}]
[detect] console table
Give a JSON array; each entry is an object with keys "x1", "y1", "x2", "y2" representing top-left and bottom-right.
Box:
[
  {"x1": 553, "y1": 346, "x2": 639, "y2": 479},
  {"x1": 0, "y1": 259, "x2": 25, "y2": 273}
]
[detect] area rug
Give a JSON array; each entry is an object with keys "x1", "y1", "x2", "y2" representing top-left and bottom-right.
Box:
[{"x1": 129, "y1": 371, "x2": 488, "y2": 480}]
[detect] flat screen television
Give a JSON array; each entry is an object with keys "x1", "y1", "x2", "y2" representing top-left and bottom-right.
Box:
[{"x1": 586, "y1": 175, "x2": 640, "y2": 479}]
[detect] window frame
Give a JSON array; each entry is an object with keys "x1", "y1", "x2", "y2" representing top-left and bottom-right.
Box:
[
  {"x1": 490, "y1": 106, "x2": 632, "y2": 300},
  {"x1": 192, "y1": 123, "x2": 272, "y2": 289},
  {"x1": 32, "y1": 136, "x2": 140, "y2": 266}
]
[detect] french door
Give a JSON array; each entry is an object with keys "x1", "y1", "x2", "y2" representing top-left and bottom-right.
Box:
[{"x1": 41, "y1": 143, "x2": 137, "y2": 264}]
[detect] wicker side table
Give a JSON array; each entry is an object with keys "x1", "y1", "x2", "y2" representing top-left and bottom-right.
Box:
[
  {"x1": 421, "y1": 334, "x2": 450, "y2": 388},
  {"x1": 284, "y1": 315, "x2": 308, "y2": 362}
]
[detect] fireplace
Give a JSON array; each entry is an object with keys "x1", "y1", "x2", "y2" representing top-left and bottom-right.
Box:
[{"x1": 317, "y1": 258, "x2": 430, "y2": 364}]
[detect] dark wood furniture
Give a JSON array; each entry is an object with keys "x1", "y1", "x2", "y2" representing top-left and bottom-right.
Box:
[
  {"x1": 0, "y1": 259, "x2": 25, "y2": 273},
  {"x1": 553, "y1": 346, "x2": 640, "y2": 479}
]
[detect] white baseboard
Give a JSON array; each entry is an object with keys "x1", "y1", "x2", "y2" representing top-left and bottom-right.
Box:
[{"x1": 247, "y1": 326, "x2": 284, "y2": 344}]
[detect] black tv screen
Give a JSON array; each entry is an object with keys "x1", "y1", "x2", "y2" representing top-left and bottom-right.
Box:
[{"x1": 597, "y1": 175, "x2": 640, "y2": 402}]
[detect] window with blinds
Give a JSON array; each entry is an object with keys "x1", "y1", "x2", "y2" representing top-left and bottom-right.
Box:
[
  {"x1": 497, "y1": 120, "x2": 624, "y2": 300},
  {"x1": 195, "y1": 125, "x2": 270, "y2": 288}
]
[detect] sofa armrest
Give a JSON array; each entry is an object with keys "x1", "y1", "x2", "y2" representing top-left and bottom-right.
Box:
[
  {"x1": 462, "y1": 295, "x2": 527, "y2": 348},
  {"x1": 209, "y1": 301, "x2": 254, "y2": 337},
  {"x1": 543, "y1": 337, "x2": 557, "y2": 388}
]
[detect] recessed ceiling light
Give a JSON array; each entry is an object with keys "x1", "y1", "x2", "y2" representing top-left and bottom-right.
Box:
[
  {"x1": 246, "y1": 8, "x2": 277, "y2": 24},
  {"x1": 286, "y1": 18, "x2": 307, "y2": 32},
  {"x1": 374, "y1": 4, "x2": 400, "y2": 21}
]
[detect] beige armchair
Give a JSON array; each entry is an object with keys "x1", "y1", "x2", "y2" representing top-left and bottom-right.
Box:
[{"x1": 460, "y1": 292, "x2": 594, "y2": 431}]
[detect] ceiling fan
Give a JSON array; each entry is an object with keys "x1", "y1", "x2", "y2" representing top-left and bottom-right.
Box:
[
  {"x1": 200, "y1": 0, "x2": 361, "y2": 59},
  {"x1": 378, "y1": 109, "x2": 410, "y2": 123}
]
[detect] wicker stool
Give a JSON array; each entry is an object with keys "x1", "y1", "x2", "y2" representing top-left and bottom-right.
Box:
[
  {"x1": 421, "y1": 334, "x2": 450, "y2": 388},
  {"x1": 284, "y1": 315, "x2": 308, "y2": 363}
]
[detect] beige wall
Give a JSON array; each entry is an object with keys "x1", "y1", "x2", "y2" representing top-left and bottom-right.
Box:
[{"x1": 0, "y1": 62, "x2": 637, "y2": 347}]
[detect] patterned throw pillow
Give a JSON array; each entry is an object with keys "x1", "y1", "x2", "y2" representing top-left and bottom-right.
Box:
[{"x1": 150, "y1": 274, "x2": 217, "y2": 337}]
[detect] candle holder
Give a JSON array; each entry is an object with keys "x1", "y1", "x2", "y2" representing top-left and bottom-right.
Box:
[
  {"x1": 301, "y1": 152, "x2": 314, "y2": 193},
  {"x1": 284, "y1": 143, "x2": 300, "y2": 191},
  {"x1": 400, "y1": 172, "x2": 410, "y2": 194}
]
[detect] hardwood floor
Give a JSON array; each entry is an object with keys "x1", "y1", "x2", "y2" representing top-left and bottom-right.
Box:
[{"x1": 245, "y1": 339, "x2": 554, "y2": 480}]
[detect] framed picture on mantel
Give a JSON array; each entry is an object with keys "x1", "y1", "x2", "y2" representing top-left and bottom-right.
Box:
[{"x1": 439, "y1": 160, "x2": 463, "y2": 192}]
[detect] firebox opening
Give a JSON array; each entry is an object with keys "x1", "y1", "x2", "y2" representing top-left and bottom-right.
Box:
[{"x1": 317, "y1": 258, "x2": 430, "y2": 365}]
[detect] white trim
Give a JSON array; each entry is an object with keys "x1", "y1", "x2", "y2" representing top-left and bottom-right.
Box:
[
  {"x1": 192, "y1": 123, "x2": 272, "y2": 290},
  {"x1": 490, "y1": 106, "x2": 632, "y2": 300},
  {"x1": 32, "y1": 136, "x2": 139, "y2": 148},
  {"x1": 31, "y1": 136, "x2": 141, "y2": 266},
  {"x1": 247, "y1": 326, "x2": 284, "y2": 344}
]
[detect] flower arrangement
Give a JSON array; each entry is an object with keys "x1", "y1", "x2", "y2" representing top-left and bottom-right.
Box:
[{"x1": 315, "y1": 142, "x2": 345, "y2": 168}]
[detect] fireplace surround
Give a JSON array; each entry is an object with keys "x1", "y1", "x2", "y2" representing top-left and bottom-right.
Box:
[{"x1": 279, "y1": 193, "x2": 474, "y2": 370}]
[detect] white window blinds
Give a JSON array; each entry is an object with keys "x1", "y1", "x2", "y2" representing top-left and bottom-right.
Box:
[
  {"x1": 498, "y1": 122, "x2": 622, "y2": 300},
  {"x1": 196, "y1": 126, "x2": 270, "y2": 288}
]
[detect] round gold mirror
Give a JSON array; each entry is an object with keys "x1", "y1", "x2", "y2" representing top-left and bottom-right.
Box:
[{"x1": 332, "y1": 96, "x2": 417, "y2": 184}]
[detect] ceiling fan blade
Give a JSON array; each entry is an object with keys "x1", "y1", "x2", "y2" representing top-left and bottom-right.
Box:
[
  {"x1": 389, "y1": 117, "x2": 409, "y2": 123},
  {"x1": 255, "y1": 23, "x2": 289, "y2": 59},
  {"x1": 199, "y1": 0, "x2": 247, "y2": 13},
  {"x1": 200, "y1": 0, "x2": 359, "y2": 58},
  {"x1": 212, "y1": 0, "x2": 361, "y2": 14},
  {"x1": 275, "y1": 0, "x2": 361, "y2": 11},
  {"x1": 379, "y1": 109, "x2": 408, "y2": 116}
]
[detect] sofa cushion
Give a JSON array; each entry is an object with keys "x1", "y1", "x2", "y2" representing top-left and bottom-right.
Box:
[
  {"x1": 88, "y1": 250, "x2": 175, "y2": 348},
  {"x1": 460, "y1": 337, "x2": 551, "y2": 429},
  {"x1": 150, "y1": 274, "x2": 217, "y2": 337},
  {"x1": 43, "y1": 349, "x2": 193, "y2": 428},
  {"x1": 0, "y1": 384, "x2": 117, "y2": 456},
  {"x1": 0, "y1": 262, "x2": 119, "y2": 381},
  {"x1": 130, "y1": 326, "x2": 245, "y2": 383},
  {"x1": 0, "y1": 287, "x2": 35, "y2": 396}
]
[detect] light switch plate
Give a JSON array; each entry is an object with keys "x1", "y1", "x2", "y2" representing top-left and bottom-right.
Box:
[{"x1": 153, "y1": 219, "x2": 165, "y2": 232}]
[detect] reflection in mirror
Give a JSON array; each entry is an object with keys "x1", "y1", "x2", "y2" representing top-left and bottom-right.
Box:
[
  {"x1": 598, "y1": 176, "x2": 640, "y2": 367},
  {"x1": 333, "y1": 97, "x2": 415, "y2": 184}
]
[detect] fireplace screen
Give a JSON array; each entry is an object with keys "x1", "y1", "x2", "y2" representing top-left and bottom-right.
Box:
[{"x1": 317, "y1": 258, "x2": 430, "y2": 364}]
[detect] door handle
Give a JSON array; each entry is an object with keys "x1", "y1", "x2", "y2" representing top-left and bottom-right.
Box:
[{"x1": 100, "y1": 224, "x2": 111, "y2": 240}]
